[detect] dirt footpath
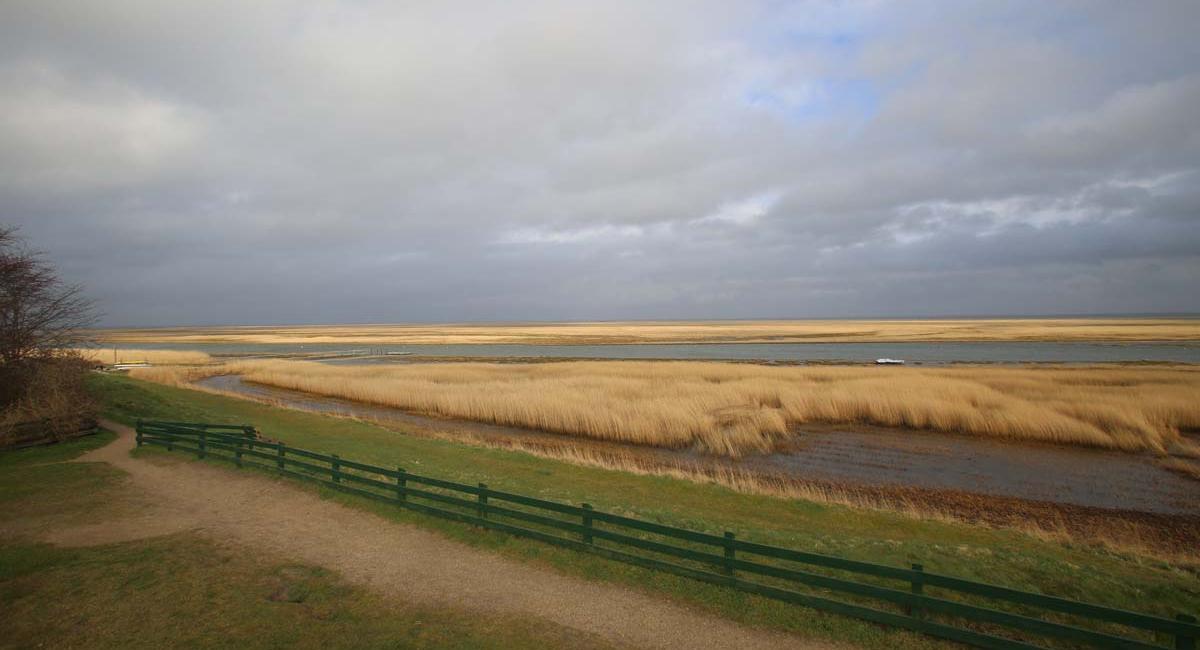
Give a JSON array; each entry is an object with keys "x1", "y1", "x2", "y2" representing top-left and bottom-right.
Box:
[{"x1": 45, "y1": 420, "x2": 833, "y2": 650}]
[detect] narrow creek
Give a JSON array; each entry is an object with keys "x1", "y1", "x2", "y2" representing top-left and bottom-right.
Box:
[{"x1": 196, "y1": 374, "x2": 1200, "y2": 516}]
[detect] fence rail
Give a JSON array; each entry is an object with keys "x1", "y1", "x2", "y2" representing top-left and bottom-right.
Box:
[
  {"x1": 134, "y1": 419, "x2": 1197, "y2": 650},
  {"x1": 2, "y1": 415, "x2": 98, "y2": 450}
]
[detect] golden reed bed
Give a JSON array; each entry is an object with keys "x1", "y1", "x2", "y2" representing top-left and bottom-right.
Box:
[
  {"x1": 98, "y1": 318, "x2": 1200, "y2": 345},
  {"x1": 75, "y1": 348, "x2": 213, "y2": 366},
  {"x1": 134, "y1": 360, "x2": 1200, "y2": 458}
]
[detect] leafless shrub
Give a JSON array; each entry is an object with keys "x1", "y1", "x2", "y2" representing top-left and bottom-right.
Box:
[
  {"x1": 1, "y1": 225, "x2": 97, "y2": 364},
  {"x1": 1, "y1": 226, "x2": 99, "y2": 447}
]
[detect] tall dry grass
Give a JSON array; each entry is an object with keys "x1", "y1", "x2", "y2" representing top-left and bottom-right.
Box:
[
  {"x1": 76, "y1": 348, "x2": 213, "y2": 365},
  {"x1": 126, "y1": 362, "x2": 1200, "y2": 561},
  {"x1": 1, "y1": 357, "x2": 97, "y2": 448},
  {"x1": 177, "y1": 360, "x2": 1200, "y2": 457},
  {"x1": 97, "y1": 317, "x2": 1200, "y2": 345},
  {"x1": 127, "y1": 364, "x2": 220, "y2": 384}
]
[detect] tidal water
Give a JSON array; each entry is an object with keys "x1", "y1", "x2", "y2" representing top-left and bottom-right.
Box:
[
  {"x1": 197, "y1": 374, "x2": 1200, "y2": 515},
  {"x1": 118, "y1": 341, "x2": 1200, "y2": 364}
]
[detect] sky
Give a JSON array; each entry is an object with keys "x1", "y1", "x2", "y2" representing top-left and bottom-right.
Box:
[{"x1": 1, "y1": 1, "x2": 1198, "y2": 326}]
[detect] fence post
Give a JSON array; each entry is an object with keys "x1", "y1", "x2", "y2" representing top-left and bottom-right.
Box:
[
  {"x1": 1178, "y1": 614, "x2": 1197, "y2": 650},
  {"x1": 276, "y1": 442, "x2": 285, "y2": 471},
  {"x1": 135, "y1": 419, "x2": 143, "y2": 447},
  {"x1": 723, "y1": 532, "x2": 736, "y2": 577},
  {"x1": 331, "y1": 454, "x2": 341, "y2": 483},
  {"x1": 581, "y1": 503, "x2": 594, "y2": 544},
  {"x1": 396, "y1": 468, "x2": 407, "y2": 503},
  {"x1": 199, "y1": 429, "x2": 207, "y2": 459},
  {"x1": 477, "y1": 483, "x2": 489, "y2": 520},
  {"x1": 909, "y1": 564, "x2": 925, "y2": 618}
]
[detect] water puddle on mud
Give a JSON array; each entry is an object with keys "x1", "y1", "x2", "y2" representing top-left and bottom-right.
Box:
[{"x1": 196, "y1": 375, "x2": 1200, "y2": 516}]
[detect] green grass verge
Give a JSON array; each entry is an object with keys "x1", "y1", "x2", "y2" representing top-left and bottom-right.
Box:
[
  {"x1": 93, "y1": 373, "x2": 1199, "y2": 649},
  {"x1": 0, "y1": 428, "x2": 617, "y2": 650},
  {"x1": 0, "y1": 430, "x2": 125, "y2": 528},
  {"x1": 0, "y1": 429, "x2": 116, "y2": 468},
  {"x1": 0, "y1": 536, "x2": 619, "y2": 650}
]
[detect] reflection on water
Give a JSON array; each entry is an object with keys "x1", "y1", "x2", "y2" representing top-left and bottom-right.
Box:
[
  {"x1": 122, "y1": 340, "x2": 1200, "y2": 363},
  {"x1": 197, "y1": 374, "x2": 1200, "y2": 515}
]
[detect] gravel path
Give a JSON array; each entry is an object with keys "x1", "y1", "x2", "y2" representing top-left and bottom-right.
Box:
[{"x1": 56, "y1": 420, "x2": 835, "y2": 650}]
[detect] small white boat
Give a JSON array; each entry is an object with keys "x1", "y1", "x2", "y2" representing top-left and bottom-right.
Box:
[{"x1": 875, "y1": 358, "x2": 905, "y2": 365}]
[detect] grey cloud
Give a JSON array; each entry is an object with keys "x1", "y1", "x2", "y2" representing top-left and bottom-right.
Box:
[{"x1": 0, "y1": 0, "x2": 1196, "y2": 325}]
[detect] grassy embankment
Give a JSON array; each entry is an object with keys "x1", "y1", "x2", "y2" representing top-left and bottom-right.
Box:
[
  {"x1": 91, "y1": 373, "x2": 1198, "y2": 649},
  {"x1": 135, "y1": 360, "x2": 1200, "y2": 458},
  {"x1": 0, "y1": 429, "x2": 616, "y2": 649},
  {"x1": 96, "y1": 317, "x2": 1200, "y2": 345}
]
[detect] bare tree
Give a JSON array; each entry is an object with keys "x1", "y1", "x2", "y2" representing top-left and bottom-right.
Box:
[
  {"x1": 0, "y1": 225, "x2": 97, "y2": 363},
  {"x1": 0, "y1": 226, "x2": 98, "y2": 446}
]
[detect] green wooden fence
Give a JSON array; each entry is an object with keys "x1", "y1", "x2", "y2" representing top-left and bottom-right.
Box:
[{"x1": 135, "y1": 419, "x2": 1196, "y2": 650}]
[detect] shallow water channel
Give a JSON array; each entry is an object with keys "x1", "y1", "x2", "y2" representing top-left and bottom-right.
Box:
[
  {"x1": 135, "y1": 340, "x2": 1200, "y2": 364},
  {"x1": 196, "y1": 375, "x2": 1200, "y2": 516}
]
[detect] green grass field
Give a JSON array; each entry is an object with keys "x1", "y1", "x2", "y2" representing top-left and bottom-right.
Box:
[
  {"x1": 0, "y1": 428, "x2": 619, "y2": 649},
  {"x1": 88, "y1": 373, "x2": 1198, "y2": 649}
]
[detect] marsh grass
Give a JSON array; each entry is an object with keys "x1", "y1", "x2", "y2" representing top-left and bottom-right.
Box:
[
  {"x1": 98, "y1": 318, "x2": 1200, "y2": 345},
  {"x1": 75, "y1": 347, "x2": 213, "y2": 365},
  {"x1": 95, "y1": 373, "x2": 1200, "y2": 585},
  {"x1": 1162, "y1": 457, "x2": 1200, "y2": 480},
  {"x1": 135, "y1": 360, "x2": 1200, "y2": 458}
]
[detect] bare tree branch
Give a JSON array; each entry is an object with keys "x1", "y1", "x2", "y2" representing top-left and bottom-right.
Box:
[
  {"x1": 1, "y1": 226, "x2": 99, "y2": 446},
  {"x1": 0, "y1": 225, "x2": 97, "y2": 364}
]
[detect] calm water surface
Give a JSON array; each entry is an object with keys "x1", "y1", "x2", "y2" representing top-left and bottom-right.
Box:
[
  {"x1": 117, "y1": 341, "x2": 1200, "y2": 363},
  {"x1": 197, "y1": 374, "x2": 1200, "y2": 515}
]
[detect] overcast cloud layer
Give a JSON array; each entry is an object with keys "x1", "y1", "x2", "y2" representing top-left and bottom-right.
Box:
[{"x1": 2, "y1": 1, "x2": 1198, "y2": 326}]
